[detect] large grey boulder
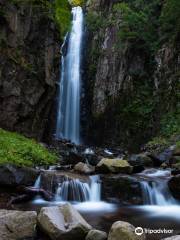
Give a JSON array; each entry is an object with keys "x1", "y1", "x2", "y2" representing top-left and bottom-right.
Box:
[
  {"x1": 0, "y1": 210, "x2": 37, "y2": 240},
  {"x1": 86, "y1": 229, "x2": 107, "y2": 240},
  {"x1": 0, "y1": 164, "x2": 39, "y2": 187},
  {"x1": 97, "y1": 158, "x2": 133, "y2": 174},
  {"x1": 74, "y1": 162, "x2": 95, "y2": 174},
  {"x1": 108, "y1": 221, "x2": 145, "y2": 240},
  {"x1": 38, "y1": 203, "x2": 92, "y2": 240}
]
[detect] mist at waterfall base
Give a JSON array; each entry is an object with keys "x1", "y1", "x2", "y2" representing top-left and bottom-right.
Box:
[
  {"x1": 27, "y1": 169, "x2": 180, "y2": 240},
  {"x1": 55, "y1": 7, "x2": 83, "y2": 144}
]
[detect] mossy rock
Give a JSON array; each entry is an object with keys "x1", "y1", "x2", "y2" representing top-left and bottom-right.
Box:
[{"x1": 96, "y1": 158, "x2": 133, "y2": 174}]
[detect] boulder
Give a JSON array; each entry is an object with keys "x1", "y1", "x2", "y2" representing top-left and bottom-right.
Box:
[
  {"x1": 38, "y1": 203, "x2": 92, "y2": 240},
  {"x1": 173, "y1": 144, "x2": 180, "y2": 156},
  {"x1": 168, "y1": 174, "x2": 180, "y2": 200},
  {"x1": 108, "y1": 221, "x2": 145, "y2": 240},
  {"x1": 86, "y1": 229, "x2": 107, "y2": 240},
  {"x1": 0, "y1": 210, "x2": 37, "y2": 240},
  {"x1": 74, "y1": 162, "x2": 95, "y2": 174},
  {"x1": 96, "y1": 158, "x2": 133, "y2": 174},
  {"x1": 162, "y1": 236, "x2": 180, "y2": 240},
  {"x1": 0, "y1": 164, "x2": 39, "y2": 187},
  {"x1": 128, "y1": 153, "x2": 153, "y2": 171},
  {"x1": 101, "y1": 174, "x2": 142, "y2": 204}
]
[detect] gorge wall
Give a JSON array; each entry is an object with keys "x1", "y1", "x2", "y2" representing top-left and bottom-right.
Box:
[
  {"x1": 84, "y1": 0, "x2": 180, "y2": 150},
  {"x1": 0, "y1": 0, "x2": 60, "y2": 140}
]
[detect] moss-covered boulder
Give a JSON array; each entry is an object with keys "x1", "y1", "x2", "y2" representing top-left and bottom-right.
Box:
[
  {"x1": 96, "y1": 158, "x2": 133, "y2": 174},
  {"x1": 108, "y1": 221, "x2": 145, "y2": 240}
]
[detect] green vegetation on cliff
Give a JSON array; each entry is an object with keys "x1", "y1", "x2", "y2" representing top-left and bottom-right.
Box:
[
  {"x1": 86, "y1": 0, "x2": 180, "y2": 150},
  {"x1": 0, "y1": 129, "x2": 58, "y2": 166},
  {"x1": 55, "y1": 0, "x2": 71, "y2": 36}
]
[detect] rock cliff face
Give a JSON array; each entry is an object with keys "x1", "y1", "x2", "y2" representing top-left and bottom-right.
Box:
[
  {"x1": 84, "y1": 0, "x2": 179, "y2": 150},
  {"x1": 0, "y1": 0, "x2": 60, "y2": 140}
]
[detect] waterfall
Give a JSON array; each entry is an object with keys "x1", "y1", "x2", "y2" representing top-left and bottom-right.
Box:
[
  {"x1": 55, "y1": 178, "x2": 90, "y2": 202},
  {"x1": 139, "y1": 169, "x2": 178, "y2": 205},
  {"x1": 89, "y1": 175, "x2": 101, "y2": 202},
  {"x1": 55, "y1": 175, "x2": 101, "y2": 202},
  {"x1": 56, "y1": 7, "x2": 83, "y2": 144},
  {"x1": 34, "y1": 175, "x2": 41, "y2": 188}
]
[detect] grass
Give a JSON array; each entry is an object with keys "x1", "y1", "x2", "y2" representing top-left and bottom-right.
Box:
[{"x1": 0, "y1": 128, "x2": 58, "y2": 167}]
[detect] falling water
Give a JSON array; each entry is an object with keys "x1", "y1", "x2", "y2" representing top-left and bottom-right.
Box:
[
  {"x1": 55, "y1": 175, "x2": 101, "y2": 202},
  {"x1": 89, "y1": 175, "x2": 101, "y2": 201},
  {"x1": 56, "y1": 7, "x2": 83, "y2": 144},
  {"x1": 34, "y1": 175, "x2": 41, "y2": 189},
  {"x1": 55, "y1": 178, "x2": 90, "y2": 202},
  {"x1": 139, "y1": 169, "x2": 178, "y2": 205}
]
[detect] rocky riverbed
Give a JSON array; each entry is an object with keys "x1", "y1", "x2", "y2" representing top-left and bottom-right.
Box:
[{"x1": 0, "y1": 141, "x2": 180, "y2": 240}]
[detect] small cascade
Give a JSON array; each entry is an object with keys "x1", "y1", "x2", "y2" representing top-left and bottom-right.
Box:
[
  {"x1": 139, "y1": 169, "x2": 178, "y2": 205},
  {"x1": 89, "y1": 175, "x2": 101, "y2": 202},
  {"x1": 55, "y1": 178, "x2": 90, "y2": 202},
  {"x1": 34, "y1": 175, "x2": 41, "y2": 189},
  {"x1": 55, "y1": 175, "x2": 101, "y2": 203}
]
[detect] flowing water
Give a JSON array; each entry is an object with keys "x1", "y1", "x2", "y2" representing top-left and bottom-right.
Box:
[
  {"x1": 33, "y1": 175, "x2": 41, "y2": 189},
  {"x1": 56, "y1": 6, "x2": 83, "y2": 144},
  {"x1": 139, "y1": 169, "x2": 178, "y2": 205},
  {"x1": 55, "y1": 175, "x2": 101, "y2": 203},
  {"x1": 17, "y1": 169, "x2": 180, "y2": 239}
]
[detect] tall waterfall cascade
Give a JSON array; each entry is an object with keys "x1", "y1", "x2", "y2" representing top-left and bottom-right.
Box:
[{"x1": 56, "y1": 7, "x2": 83, "y2": 144}]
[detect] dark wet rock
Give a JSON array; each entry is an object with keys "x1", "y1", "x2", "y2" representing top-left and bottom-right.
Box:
[
  {"x1": 0, "y1": 1, "x2": 60, "y2": 141},
  {"x1": 38, "y1": 203, "x2": 92, "y2": 240},
  {"x1": 101, "y1": 174, "x2": 142, "y2": 205},
  {"x1": 0, "y1": 209, "x2": 37, "y2": 240},
  {"x1": 128, "y1": 153, "x2": 153, "y2": 173},
  {"x1": 168, "y1": 174, "x2": 180, "y2": 200},
  {"x1": 10, "y1": 186, "x2": 54, "y2": 204},
  {"x1": 173, "y1": 145, "x2": 180, "y2": 156},
  {"x1": 148, "y1": 146, "x2": 175, "y2": 167},
  {"x1": 0, "y1": 164, "x2": 39, "y2": 187}
]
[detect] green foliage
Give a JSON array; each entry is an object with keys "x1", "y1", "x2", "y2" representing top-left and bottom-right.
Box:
[
  {"x1": 160, "y1": 0, "x2": 180, "y2": 42},
  {"x1": 86, "y1": 13, "x2": 105, "y2": 32},
  {"x1": 55, "y1": 0, "x2": 71, "y2": 36},
  {"x1": 0, "y1": 128, "x2": 58, "y2": 166},
  {"x1": 113, "y1": 1, "x2": 160, "y2": 53},
  {"x1": 160, "y1": 110, "x2": 180, "y2": 137},
  {"x1": 10, "y1": 0, "x2": 71, "y2": 37}
]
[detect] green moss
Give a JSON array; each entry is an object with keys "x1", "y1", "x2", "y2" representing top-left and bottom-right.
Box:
[
  {"x1": 55, "y1": 0, "x2": 71, "y2": 37},
  {"x1": 69, "y1": 0, "x2": 84, "y2": 7},
  {"x1": 0, "y1": 128, "x2": 58, "y2": 167}
]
